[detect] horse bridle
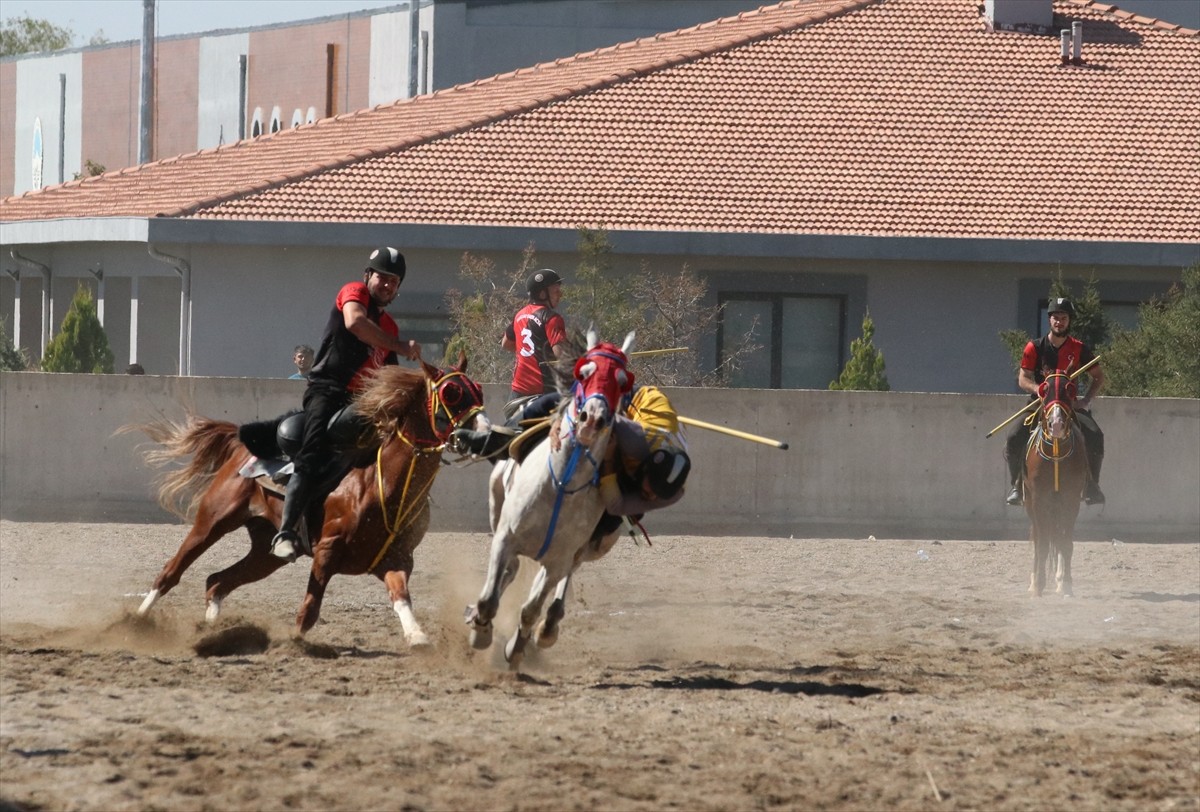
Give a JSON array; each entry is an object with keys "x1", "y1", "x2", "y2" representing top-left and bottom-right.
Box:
[{"x1": 368, "y1": 366, "x2": 485, "y2": 571}]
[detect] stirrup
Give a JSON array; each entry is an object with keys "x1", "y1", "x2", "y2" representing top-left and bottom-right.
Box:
[
  {"x1": 1006, "y1": 486, "x2": 1023, "y2": 507},
  {"x1": 1083, "y1": 483, "x2": 1106, "y2": 506},
  {"x1": 271, "y1": 530, "x2": 302, "y2": 563}
]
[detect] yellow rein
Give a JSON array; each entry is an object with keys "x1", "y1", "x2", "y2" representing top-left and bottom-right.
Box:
[{"x1": 368, "y1": 429, "x2": 443, "y2": 572}]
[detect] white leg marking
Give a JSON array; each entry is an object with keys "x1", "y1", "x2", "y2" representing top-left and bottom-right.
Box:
[
  {"x1": 394, "y1": 600, "x2": 430, "y2": 647},
  {"x1": 137, "y1": 589, "x2": 160, "y2": 616},
  {"x1": 205, "y1": 595, "x2": 222, "y2": 624}
]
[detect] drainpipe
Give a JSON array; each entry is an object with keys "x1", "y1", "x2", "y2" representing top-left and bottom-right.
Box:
[
  {"x1": 147, "y1": 245, "x2": 191, "y2": 375},
  {"x1": 9, "y1": 251, "x2": 51, "y2": 358}
]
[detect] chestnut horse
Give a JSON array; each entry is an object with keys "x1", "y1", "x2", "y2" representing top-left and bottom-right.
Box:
[
  {"x1": 133, "y1": 355, "x2": 489, "y2": 645},
  {"x1": 1023, "y1": 372, "x2": 1089, "y2": 597},
  {"x1": 466, "y1": 329, "x2": 635, "y2": 669}
]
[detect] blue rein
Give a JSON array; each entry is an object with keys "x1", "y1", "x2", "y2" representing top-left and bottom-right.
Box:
[{"x1": 536, "y1": 392, "x2": 605, "y2": 560}]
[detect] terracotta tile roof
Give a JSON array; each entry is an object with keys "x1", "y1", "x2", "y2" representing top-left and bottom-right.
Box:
[{"x1": 3, "y1": 0, "x2": 1198, "y2": 243}]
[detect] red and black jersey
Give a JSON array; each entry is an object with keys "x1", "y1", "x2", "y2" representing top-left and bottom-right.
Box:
[
  {"x1": 308, "y1": 281, "x2": 398, "y2": 392},
  {"x1": 505, "y1": 303, "x2": 566, "y2": 396},
  {"x1": 1021, "y1": 334, "x2": 1096, "y2": 386}
]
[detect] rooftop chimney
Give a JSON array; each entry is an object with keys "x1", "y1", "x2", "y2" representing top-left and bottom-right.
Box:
[{"x1": 985, "y1": 0, "x2": 1054, "y2": 35}]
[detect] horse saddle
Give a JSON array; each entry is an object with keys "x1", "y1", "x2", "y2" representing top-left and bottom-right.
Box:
[
  {"x1": 507, "y1": 418, "x2": 552, "y2": 464},
  {"x1": 236, "y1": 406, "x2": 376, "y2": 493}
]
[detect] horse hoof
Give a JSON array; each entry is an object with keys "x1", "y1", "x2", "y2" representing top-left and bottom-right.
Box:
[
  {"x1": 204, "y1": 597, "x2": 222, "y2": 624},
  {"x1": 407, "y1": 630, "x2": 432, "y2": 648},
  {"x1": 534, "y1": 620, "x2": 559, "y2": 649},
  {"x1": 469, "y1": 623, "x2": 493, "y2": 650}
]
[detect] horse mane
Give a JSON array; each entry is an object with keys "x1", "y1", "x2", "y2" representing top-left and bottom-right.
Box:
[
  {"x1": 549, "y1": 330, "x2": 588, "y2": 395},
  {"x1": 353, "y1": 365, "x2": 427, "y2": 436},
  {"x1": 123, "y1": 416, "x2": 242, "y2": 520}
]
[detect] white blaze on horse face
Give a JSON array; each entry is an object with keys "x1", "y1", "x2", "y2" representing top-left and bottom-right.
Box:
[{"x1": 1047, "y1": 404, "x2": 1069, "y2": 440}]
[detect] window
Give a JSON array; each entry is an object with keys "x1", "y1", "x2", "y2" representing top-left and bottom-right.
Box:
[
  {"x1": 251, "y1": 107, "x2": 263, "y2": 138},
  {"x1": 291, "y1": 109, "x2": 303, "y2": 129},
  {"x1": 392, "y1": 314, "x2": 451, "y2": 365},
  {"x1": 269, "y1": 106, "x2": 282, "y2": 134},
  {"x1": 719, "y1": 293, "x2": 845, "y2": 389}
]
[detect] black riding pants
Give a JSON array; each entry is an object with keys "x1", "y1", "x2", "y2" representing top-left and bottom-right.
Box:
[{"x1": 294, "y1": 383, "x2": 351, "y2": 477}]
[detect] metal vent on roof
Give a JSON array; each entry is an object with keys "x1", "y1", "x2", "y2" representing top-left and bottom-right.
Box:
[{"x1": 984, "y1": 0, "x2": 1054, "y2": 35}]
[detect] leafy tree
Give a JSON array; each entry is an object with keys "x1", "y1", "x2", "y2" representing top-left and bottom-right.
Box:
[
  {"x1": 998, "y1": 271, "x2": 1111, "y2": 400},
  {"x1": 1103, "y1": 263, "x2": 1199, "y2": 398},
  {"x1": 1, "y1": 15, "x2": 74, "y2": 57},
  {"x1": 829, "y1": 309, "x2": 889, "y2": 391},
  {"x1": 444, "y1": 227, "x2": 756, "y2": 387},
  {"x1": 0, "y1": 318, "x2": 29, "y2": 371},
  {"x1": 40, "y1": 284, "x2": 114, "y2": 373}
]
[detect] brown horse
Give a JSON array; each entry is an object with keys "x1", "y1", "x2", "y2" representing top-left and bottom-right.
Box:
[
  {"x1": 133, "y1": 355, "x2": 489, "y2": 646},
  {"x1": 1023, "y1": 372, "x2": 1089, "y2": 597}
]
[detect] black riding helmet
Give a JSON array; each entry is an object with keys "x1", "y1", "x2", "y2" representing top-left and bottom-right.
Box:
[
  {"x1": 1047, "y1": 297, "x2": 1076, "y2": 318},
  {"x1": 366, "y1": 247, "x2": 406, "y2": 283},
  {"x1": 526, "y1": 268, "x2": 563, "y2": 300},
  {"x1": 640, "y1": 448, "x2": 691, "y2": 500}
]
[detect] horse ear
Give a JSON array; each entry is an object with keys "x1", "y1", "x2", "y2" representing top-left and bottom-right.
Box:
[
  {"x1": 456, "y1": 349, "x2": 468, "y2": 373},
  {"x1": 419, "y1": 357, "x2": 439, "y2": 379},
  {"x1": 587, "y1": 324, "x2": 599, "y2": 350},
  {"x1": 621, "y1": 331, "x2": 636, "y2": 356}
]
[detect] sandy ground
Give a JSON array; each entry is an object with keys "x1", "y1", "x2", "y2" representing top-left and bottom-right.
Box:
[{"x1": 0, "y1": 519, "x2": 1197, "y2": 812}]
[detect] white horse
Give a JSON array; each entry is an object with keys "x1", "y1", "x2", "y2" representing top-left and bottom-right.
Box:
[{"x1": 466, "y1": 329, "x2": 635, "y2": 668}]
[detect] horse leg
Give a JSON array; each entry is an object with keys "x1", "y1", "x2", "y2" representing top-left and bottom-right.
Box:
[
  {"x1": 202, "y1": 517, "x2": 288, "y2": 623},
  {"x1": 487, "y1": 461, "x2": 510, "y2": 534},
  {"x1": 534, "y1": 574, "x2": 570, "y2": 649},
  {"x1": 1055, "y1": 498, "x2": 1080, "y2": 597},
  {"x1": 296, "y1": 565, "x2": 331, "y2": 636},
  {"x1": 137, "y1": 479, "x2": 255, "y2": 616},
  {"x1": 468, "y1": 531, "x2": 514, "y2": 650},
  {"x1": 505, "y1": 564, "x2": 559, "y2": 668},
  {"x1": 382, "y1": 568, "x2": 429, "y2": 647},
  {"x1": 1028, "y1": 511, "x2": 1048, "y2": 598}
]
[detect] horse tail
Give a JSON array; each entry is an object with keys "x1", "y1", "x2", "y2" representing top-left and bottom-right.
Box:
[{"x1": 132, "y1": 416, "x2": 243, "y2": 520}]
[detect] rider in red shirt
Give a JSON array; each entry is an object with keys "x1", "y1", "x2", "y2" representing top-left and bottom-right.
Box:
[
  {"x1": 1004, "y1": 298, "x2": 1106, "y2": 506},
  {"x1": 271, "y1": 247, "x2": 421, "y2": 562},
  {"x1": 503, "y1": 269, "x2": 567, "y2": 415}
]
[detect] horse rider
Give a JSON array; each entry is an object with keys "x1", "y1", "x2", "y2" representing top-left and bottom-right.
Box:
[
  {"x1": 452, "y1": 384, "x2": 691, "y2": 549},
  {"x1": 271, "y1": 247, "x2": 422, "y2": 563},
  {"x1": 587, "y1": 383, "x2": 691, "y2": 557},
  {"x1": 1004, "y1": 297, "x2": 1106, "y2": 507},
  {"x1": 503, "y1": 268, "x2": 568, "y2": 418}
]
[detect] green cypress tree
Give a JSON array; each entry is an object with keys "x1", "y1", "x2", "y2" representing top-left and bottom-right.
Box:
[
  {"x1": 0, "y1": 317, "x2": 29, "y2": 371},
  {"x1": 829, "y1": 310, "x2": 890, "y2": 391},
  {"x1": 40, "y1": 284, "x2": 114, "y2": 373}
]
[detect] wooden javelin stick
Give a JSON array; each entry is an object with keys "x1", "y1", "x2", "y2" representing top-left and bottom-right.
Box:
[
  {"x1": 678, "y1": 415, "x2": 789, "y2": 450},
  {"x1": 984, "y1": 354, "x2": 1102, "y2": 438},
  {"x1": 630, "y1": 347, "x2": 689, "y2": 357}
]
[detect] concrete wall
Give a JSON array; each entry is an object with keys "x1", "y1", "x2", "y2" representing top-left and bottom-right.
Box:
[{"x1": 3, "y1": 371, "x2": 1197, "y2": 542}]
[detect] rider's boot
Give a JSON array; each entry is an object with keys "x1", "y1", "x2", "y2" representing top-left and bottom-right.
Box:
[
  {"x1": 271, "y1": 471, "x2": 314, "y2": 562},
  {"x1": 1083, "y1": 453, "x2": 1106, "y2": 505},
  {"x1": 451, "y1": 425, "x2": 517, "y2": 457},
  {"x1": 1005, "y1": 450, "x2": 1024, "y2": 507}
]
